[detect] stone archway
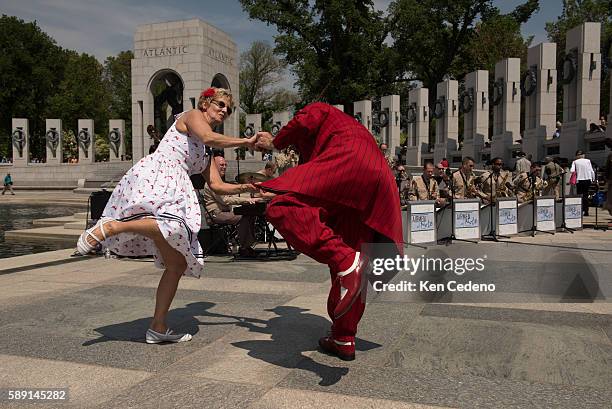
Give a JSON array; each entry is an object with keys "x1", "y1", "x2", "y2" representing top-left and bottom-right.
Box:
[{"x1": 149, "y1": 70, "x2": 185, "y2": 136}]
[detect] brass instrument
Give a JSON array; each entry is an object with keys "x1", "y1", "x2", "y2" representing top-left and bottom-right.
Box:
[
  {"x1": 495, "y1": 171, "x2": 512, "y2": 198},
  {"x1": 523, "y1": 178, "x2": 548, "y2": 202}
]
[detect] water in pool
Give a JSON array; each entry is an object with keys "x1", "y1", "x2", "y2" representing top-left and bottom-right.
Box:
[{"x1": 0, "y1": 203, "x2": 84, "y2": 259}]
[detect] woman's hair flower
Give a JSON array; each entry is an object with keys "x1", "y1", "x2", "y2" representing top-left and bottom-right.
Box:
[{"x1": 201, "y1": 88, "x2": 216, "y2": 98}]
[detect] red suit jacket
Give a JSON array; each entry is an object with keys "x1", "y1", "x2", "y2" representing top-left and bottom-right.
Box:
[{"x1": 260, "y1": 102, "x2": 403, "y2": 253}]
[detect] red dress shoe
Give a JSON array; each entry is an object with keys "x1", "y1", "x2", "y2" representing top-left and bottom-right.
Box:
[
  {"x1": 333, "y1": 252, "x2": 368, "y2": 319},
  {"x1": 318, "y1": 336, "x2": 355, "y2": 361}
]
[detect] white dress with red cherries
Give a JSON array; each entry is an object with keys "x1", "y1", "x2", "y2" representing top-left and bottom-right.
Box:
[{"x1": 102, "y1": 116, "x2": 207, "y2": 277}]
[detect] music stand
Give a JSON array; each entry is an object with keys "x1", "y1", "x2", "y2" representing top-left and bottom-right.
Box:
[
  {"x1": 557, "y1": 171, "x2": 575, "y2": 234},
  {"x1": 438, "y1": 171, "x2": 479, "y2": 245},
  {"x1": 481, "y1": 172, "x2": 509, "y2": 241},
  {"x1": 529, "y1": 177, "x2": 556, "y2": 237}
]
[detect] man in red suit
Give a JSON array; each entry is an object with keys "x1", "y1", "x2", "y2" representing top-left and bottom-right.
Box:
[{"x1": 254, "y1": 102, "x2": 403, "y2": 361}]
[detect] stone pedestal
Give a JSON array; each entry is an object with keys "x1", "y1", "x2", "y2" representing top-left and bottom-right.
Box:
[
  {"x1": 405, "y1": 88, "x2": 429, "y2": 166},
  {"x1": 560, "y1": 22, "x2": 601, "y2": 160},
  {"x1": 353, "y1": 100, "x2": 372, "y2": 133},
  {"x1": 271, "y1": 111, "x2": 291, "y2": 136},
  {"x1": 434, "y1": 80, "x2": 458, "y2": 164},
  {"x1": 462, "y1": 70, "x2": 488, "y2": 164},
  {"x1": 491, "y1": 58, "x2": 521, "y2": 164},
  {"x1": 77, "y1": 119, "x2": 95, "y2": 164},
  {"x1": 523, "y1": 42, "x2": 557, "y2": 163},
  {"x1": 11, "y1": 118, "x2": 29, "y2": 166},
  {"x1": 242, "y1": 114, "x2": 262, "y2": 160},
  {"x1": 108, "y1": 120, "x2": 126, "y2": 162},
  {"x1": 45, "y1": 119, "x2": 62, "y2": 165},
  {"x1": 380, "y1": 95, "x2": 401, "y2": 156}
]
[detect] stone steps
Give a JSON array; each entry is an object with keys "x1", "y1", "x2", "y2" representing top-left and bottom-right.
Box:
[{"x1": 4, "y1": 225, "x2": 81, "y2": 241}]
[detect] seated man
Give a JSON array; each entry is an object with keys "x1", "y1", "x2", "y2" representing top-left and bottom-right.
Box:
[
  {"x1": 476, "y1": 157, "x2": 514, "y2": 204},
  {"x1": 452, "y1": 157, "x2": 480, "y2": 199},
  {"x1": 514, "y1": 162, "x2": 543, "y2": 204},
  {"x1": 201, "y1": 155, "x2": 261, "y2": 257},
  {"x1": 433, "y1": 163, "x2": 450, "y2": 200},
  {"x1": 408, "y1": 162, "x2": 445, "y2": 206},
  {"x1": 257, "y1": 161, "x2": 277, "y2": 178}
]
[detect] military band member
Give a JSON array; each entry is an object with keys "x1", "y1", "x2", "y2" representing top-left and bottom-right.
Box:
[
  {"x1": 543, "y1": 156, "x2": 564, "y2": 199},
  {"x1": 451, "y1": 157, "x2": 484, "y2": 200},
  {"x1": 433, "y1": 163, "x2": 451, "y2": 199},
  {"x1": 408, "y1": 162, "x2": 446, "y2": 206},
  {"x1": 514, "y1": 162, "x2": 543, "y2": 203},
  {"x1": 476, "y1": 157, "x2": 514, "y2": 204}
]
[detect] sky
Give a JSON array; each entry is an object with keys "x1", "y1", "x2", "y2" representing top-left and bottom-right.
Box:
[{"x1": 1, "y1": 0, "x2": 563, "y2": 65}]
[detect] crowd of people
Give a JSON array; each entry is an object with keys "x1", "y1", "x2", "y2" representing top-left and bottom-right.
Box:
[{"x1": 387, "y1": 147, "x2": 611, "y2": 218}]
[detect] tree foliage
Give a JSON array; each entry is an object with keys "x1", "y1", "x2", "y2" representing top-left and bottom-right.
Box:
[
  {"x1": 240, "y1": 0, "x2": 539, "y2": 108},
  {"x1": 240, "y1": 0, "x2": 393, "y2": 107},
  {"x1": 0, "y1": 15, "x2": 65, "y2": 158},
  {"x1": 0, "y1": 15, "x2": 133, "y2": 160}
]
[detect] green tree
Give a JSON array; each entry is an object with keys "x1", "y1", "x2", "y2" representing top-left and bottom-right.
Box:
[
  {"x1": 388, "y1": 0, "x2": 538, "y2": 105},
  {"x1": 240, "y1": 0, "x2": 392, "y2": 107},
  {"x1": 239, "y1": 41, "x2": 298, "y2": 132},
  {"x1": 545, "y1": 0, "x2": 611, "y2": 118},
  {"x1": 0, "y1": 15, "x2": 66, "y2": 159},
  {"x1": 103, "y1": 50, "x2": 133, "y2": 153},
  {"x1": 46, "y1": 51, "x2": 109, "y2": 141}
]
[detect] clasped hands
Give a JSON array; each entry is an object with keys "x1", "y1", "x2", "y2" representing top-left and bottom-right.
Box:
[{"x1": 245, "y1": 132, "x2": 274, "y2": 152}]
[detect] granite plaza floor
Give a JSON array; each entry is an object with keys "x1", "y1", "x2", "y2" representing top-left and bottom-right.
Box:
[{"x1": 0, "y1": 226, "x2": 611, "y2": 408}]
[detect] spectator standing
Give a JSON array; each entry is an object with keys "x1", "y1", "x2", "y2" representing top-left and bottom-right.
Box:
[
  {"x1": 570, "y1": 150, "x2": 595, "y2": 216},
  {"x1": 2, "y1": 173, "x2": 15, "y2": 195}
]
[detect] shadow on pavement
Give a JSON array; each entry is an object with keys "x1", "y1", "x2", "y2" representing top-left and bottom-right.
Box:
[{"x1": 232, "y1": 306, "x2": 381, "y2": 386}]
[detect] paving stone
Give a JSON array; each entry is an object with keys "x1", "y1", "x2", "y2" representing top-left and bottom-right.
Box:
[
  {"x1": 278, "y1": 361, "x2": 611, "y2": 409},
  {"x1": 94, "y1": 374, "x2": 266, "y2": 409}
]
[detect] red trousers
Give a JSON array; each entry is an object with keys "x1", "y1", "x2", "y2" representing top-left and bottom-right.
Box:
[{"x1": 266, "y1": 193, "x2": 374, "y2": 342}]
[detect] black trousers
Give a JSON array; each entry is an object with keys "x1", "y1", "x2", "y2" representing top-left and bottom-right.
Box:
[{"x1": 576, "y1": 180, "x2": 591, "y2": 214}]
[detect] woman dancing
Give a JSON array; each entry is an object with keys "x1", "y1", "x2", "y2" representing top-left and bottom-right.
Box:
[{"x1": 77, "y1": 87, "x2": 258, "y2": 343}]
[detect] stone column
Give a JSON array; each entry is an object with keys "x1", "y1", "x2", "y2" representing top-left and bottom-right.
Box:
[
  {"x1": 462, "y1": 70, "x2": 488, "y2": 164},
  {"x1": 108, "y1": 119, "x2": 126, "y2": 162},
  {"x1": 353, "y1": 100, "x2": 372, "y2": 133},
  {"x1": 11, "y1": 118, "x2": 29, "y2": 166},
  {"x1": 523, "y1": 42, "x2": 557, "y2": 163},
  {"x1": 433, "y1": 79, "x2": 458, "y2": 164},
  {"x1": 45, "y1": 119, "x2": 62, "y2": 165},
  {"x1": 243, "y1": 114, "x2": 262, "y2": 160},
  {"x1": 560, "y1": 22, "x2": 601, "y2": 160},
  {"x1": 77, "y1": 119, "x2": 95, "y2": 164},
  {"x1": 333, "y1": 104, "x2": 344, "y2": 112},
  {"x1": 405, "y1": 88, "x2": 429, "y2": 166},
  {"x1": 491, "y1": 58, "x2": 521, "y2": 164},
  {"x1": 271, "y1": 111, "x2": 291, "y2": 137},
  {"x1": 132, "y1": 99, "x2": 144, "y2": 162},
  {"x1": 380, "y1": 94, "x2": 401, "y2": 158}
]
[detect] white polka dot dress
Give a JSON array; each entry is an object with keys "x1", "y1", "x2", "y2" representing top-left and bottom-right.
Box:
[{"x1": 102, "y1": 116, "x2": 207, "y2": 277}]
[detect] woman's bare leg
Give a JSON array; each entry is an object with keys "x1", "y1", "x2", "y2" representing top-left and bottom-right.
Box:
[
  {"x1": 89, "y1": 218, "x2": 188, "y2": 332},
  {"x1": 149, "y1": 236, "x2": 187, "y2": 333}
]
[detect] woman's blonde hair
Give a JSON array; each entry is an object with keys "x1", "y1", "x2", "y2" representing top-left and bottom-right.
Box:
[{"x1": 197, "y1": 87, "x2": 234, "y2": 115}]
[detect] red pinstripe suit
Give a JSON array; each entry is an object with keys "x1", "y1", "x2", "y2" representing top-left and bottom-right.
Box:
[{"x1": 260, "y1": 103, "x2": 403, "y2": 342}]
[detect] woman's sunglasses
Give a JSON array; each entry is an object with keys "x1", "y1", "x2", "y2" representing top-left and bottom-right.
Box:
[{"x1": 210, "y1": 100, "x2": 232, "y2": 115}]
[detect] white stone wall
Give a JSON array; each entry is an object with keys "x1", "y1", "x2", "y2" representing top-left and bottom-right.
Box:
[{"x1": 131, "y1": 19, "x2": 239, "y2": 162}]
